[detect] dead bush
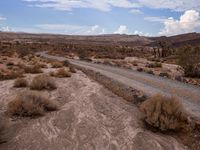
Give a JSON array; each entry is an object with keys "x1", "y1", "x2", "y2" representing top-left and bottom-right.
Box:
[
  {"x1": 62, "y1": 60, "x2": 70, "y2": 67},
  {"x1": 30, "y1": 74, "x2": 57, "y2": 90},
  {"x1": 146, "y1": 62, "x2": 162, "y2": 68},
  {"x1": 69, "y1": 66, "x2": 76, "y2": 73},
  {"x1": 140, "y1": 95, "x2": 190, "y2": 131},
  {"x1": 50, "y1": 68, "x2": 71, "y2": 78},
  {"x1": 0, "y1": 70, "x2": 24, "y2": 81},
  {"x1": 178, "y1": 45, "x2": 200, "y2": 78},
  {"x1": 24, "y1": 65, "x2": 43, "y2": 74},
  {"x1": 51, "y1": 61, "x2": 63, "y2": 68},
  {"x1": 7, "y1": 91, "x2": 58, "y2": 117},
  {"x1": 14, "y1": 78, "x2": 28, "y2": 88}
]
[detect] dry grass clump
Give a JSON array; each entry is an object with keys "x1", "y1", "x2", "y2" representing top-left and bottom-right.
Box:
[
  {"x1": 50, "y1": 68, "x2": 71, "y2": 78},
  {"x1": 7, "y1": 91, "x2": 58, "y2": 117},
  {"x1": 69, "y1": 66, "x2": 76, "y2": 73},
  {"x1": 51, "y1": 61, "x2": 63, "y2": 68},
  {"x1": 0, "y1": 70, "x2": 24, "y2": 81},
  {"x1": 30, "y1": 74, "x2": 57, "y2": 90},
  {"x1": 14, "y1": 78, "x2": 28, "y2": 88},
  {"x1": 24, "y1": 65, "x2": 43, "y2": 74},
  {"x1": 140, "y1": 95, "x2": 190, "y2": 131},
  {"x1": 146, "y1": 62, "x2": 162, "y2": 68}
]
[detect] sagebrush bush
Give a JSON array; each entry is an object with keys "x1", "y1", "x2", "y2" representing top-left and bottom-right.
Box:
[
  {"x1": 24, "y1": 65, "x2": 43, "y2": 74},
  {"x1": 51, "y1": 61, "x2": 63, "y2": 68},
  {"x1": 140, "y1": 95, "x2": 190, "y2": 131},
  {"x1": 69, "y1": 66, "x2": 76, "y2": 73},
  {"x1": 50, "y1": 68, "x2": 71, "y2": 78},
  {"x1": 178, "y1": 45, "x2": 200, "y2": 78},
  {"x1": 7, "y1": 91, "x2": 58, "y2": 117},
  {"x1": 30, "y1": 74, "x2": 57, "y2": 90},
  {"x1": 0, "y1": 70, "x2": 24, "y2": 81},
  {"x1": 146, "y1": 62, "x2": 162, "y2": 68},
  {"x1": 14, "y1": 78, "x2": 28, "y2": 88}
]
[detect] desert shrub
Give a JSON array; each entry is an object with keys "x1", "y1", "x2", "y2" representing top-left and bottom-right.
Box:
[
  {"x1": 7, "y1": 91, "x2": 58, "y2": 117},
  {"x1": 62, "y1": 60, "x2": 70, "y2": 67},
  {"x1": 137, "y1": 68, "x2": 143, "y2": 72},
  {"x1": 51, "y1": 68, "x2": 71, "y2": 78},
  {"x1": 0, "y1": 70, "x2": 24, "y2": 81},
  {"x1": 178, "y1": 45, "x2": 200, "y2": 78},
  {"x1": 24, "y1": 65, "x2": 43, "y2": 74},
  {"x1": 30, "y1": 74, "x2": 56, "y2": 90},
  {"x1": 51, "y1": 61, "x2": 63, "y2": 68},
  {"x1": 146, "y1": 62, "x2": 162, "y2": 68},
  {"x1": 140, "y1": 95, "x2": 190, "y2": 131},
  {"x1": 69, "y1": 66, "x2": 76, "y2": 73},
  {"x1": 36, "y1": 63, "x2": 47, "y2": 68},
  {"x1": 6, "y1": 62, "x2": 14, "y2": 66},
  {"x1": 14, "y1": 78, "x2": 28, "y2": 88}
]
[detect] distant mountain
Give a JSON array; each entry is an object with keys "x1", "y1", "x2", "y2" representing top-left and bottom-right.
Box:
[{"x1": 0, "y1": 32, "x2": 200, "y2": 47}]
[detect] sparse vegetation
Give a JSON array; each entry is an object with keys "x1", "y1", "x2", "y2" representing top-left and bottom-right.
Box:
[
  {"x1": 178, "y1": 45, "x2": 200, "y2": 78},
  {"x1": 0, "y1": 70, "x2": 24, "y2": 81},
  {"x1": 14, "y1": 78, "x2": 28, "y2": 88},
  {"x1": 50, "y1": 68, "x2": 71, "y2": 78},
  {"x1": 7, "y1": 91, "x2": 58, "y2": 117},
  {"x1": 51, "y1": 61, "x2": 63, "y2": 68},
  {"x1": 146, "y1": 62, "x2": 162, "y2": 68},
  {"x1": 24, "y1": 65, "x2": 43, "y2": 74},
  {"x1": 140, "y1": 95, "x2": 190, "y2": 131},
  {"x1": 30, "y1": 74, "x2": 57, "y2": 90},
  {"x1": 69, "y1": 66, "x2": 76, "y2": 73}
]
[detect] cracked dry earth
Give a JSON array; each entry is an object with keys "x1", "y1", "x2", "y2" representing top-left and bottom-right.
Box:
[{"x1": 0, "y1": 70, "x2": 187, "y2": 150}]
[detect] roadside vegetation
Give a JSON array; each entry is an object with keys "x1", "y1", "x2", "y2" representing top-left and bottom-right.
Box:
[
  {"x1": 178, "y1": 45, "x2": 200, "y2": 78},
  {"x1": 140, "y1": 95, "x2": 191, "y2": 131},
  {"x1": 7, "y1": 91, "x2": 58, "y2": 117}
]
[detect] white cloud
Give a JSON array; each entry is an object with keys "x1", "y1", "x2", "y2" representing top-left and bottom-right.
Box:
[
  {"x1": 159, "y1": 10, "x2": 200, "y2": 36},
  {"x1": 0, "y1": 16, "x2": 6, "y2": 21},
  {"x1": 85, "y1": 25, "x2": 105, "y2": 35},
  {"x1": 130, "y1": 9, "x2": 143, "y2": 14},
  {"x1": 0, "y1": 26, "x2": 12, "y2": 32},
  {"x1": 133, "y1": 30, "x2": 151, "y2": 36},
  {"x1": 114, "y1": 25, "x2": 128, "y2": 34},
  {"x1": 24, "y1": 0, "x2": 200, "y2": 12},
  {"x1": 144, "y1": 16, "x2": 167, "y2": 22},
  {"x1": 24, "y1": 0, "x2": 140, "y2": 11},
  {"x1": 137, "y1": 0, "x2": 200, "y2": 12}
]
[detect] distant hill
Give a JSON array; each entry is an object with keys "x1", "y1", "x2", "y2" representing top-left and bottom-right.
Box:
[{"x1": 0, "y1": 32, "x2": 200, "y2": 47}]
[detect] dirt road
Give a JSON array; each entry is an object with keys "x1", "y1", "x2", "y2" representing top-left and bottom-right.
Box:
[{"x1": 38, "y1": 52, "x2": 200, "y2": 120}]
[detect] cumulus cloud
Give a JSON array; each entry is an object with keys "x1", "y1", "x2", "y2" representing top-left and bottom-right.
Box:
[
  {"x1": 114, "y1": 25, "x2": 128, "y2": 34},
  {"x1": 159, "y1": 10, "x2": 200, "y2": 36},
  {"x1": 85, "y1": 25, "x2": 105, "y2": 35}
]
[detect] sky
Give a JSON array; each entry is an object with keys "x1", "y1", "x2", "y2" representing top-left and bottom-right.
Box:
[{"x1": 0, "y1": 0, "x2": 200, "y2": 36}]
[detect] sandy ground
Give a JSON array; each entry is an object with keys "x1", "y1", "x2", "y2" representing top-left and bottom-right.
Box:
[{"x1": 0, "y1": 67, "x2": 187, "y2": 150}]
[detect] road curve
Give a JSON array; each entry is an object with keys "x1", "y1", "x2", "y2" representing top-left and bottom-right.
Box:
[{"x1": 38, "y1": 52, "x2": 200, "y2": 119}]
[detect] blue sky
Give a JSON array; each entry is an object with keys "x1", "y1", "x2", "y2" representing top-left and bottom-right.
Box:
[{"x1": 0, "y1": 0, "x2": 200, "y2": 36}]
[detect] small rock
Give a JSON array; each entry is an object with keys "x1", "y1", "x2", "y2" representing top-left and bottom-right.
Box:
[
  {"x1": 137, "y1": 68, "x2": 143, "y2": 72},
  {"x1": 159, "y1": 72, "x2": 170, "y2": 78}
]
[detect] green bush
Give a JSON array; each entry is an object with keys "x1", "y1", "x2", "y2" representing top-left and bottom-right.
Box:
[{"x1": 178, "y1": 45, "x2": 200, "y2": 78}]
